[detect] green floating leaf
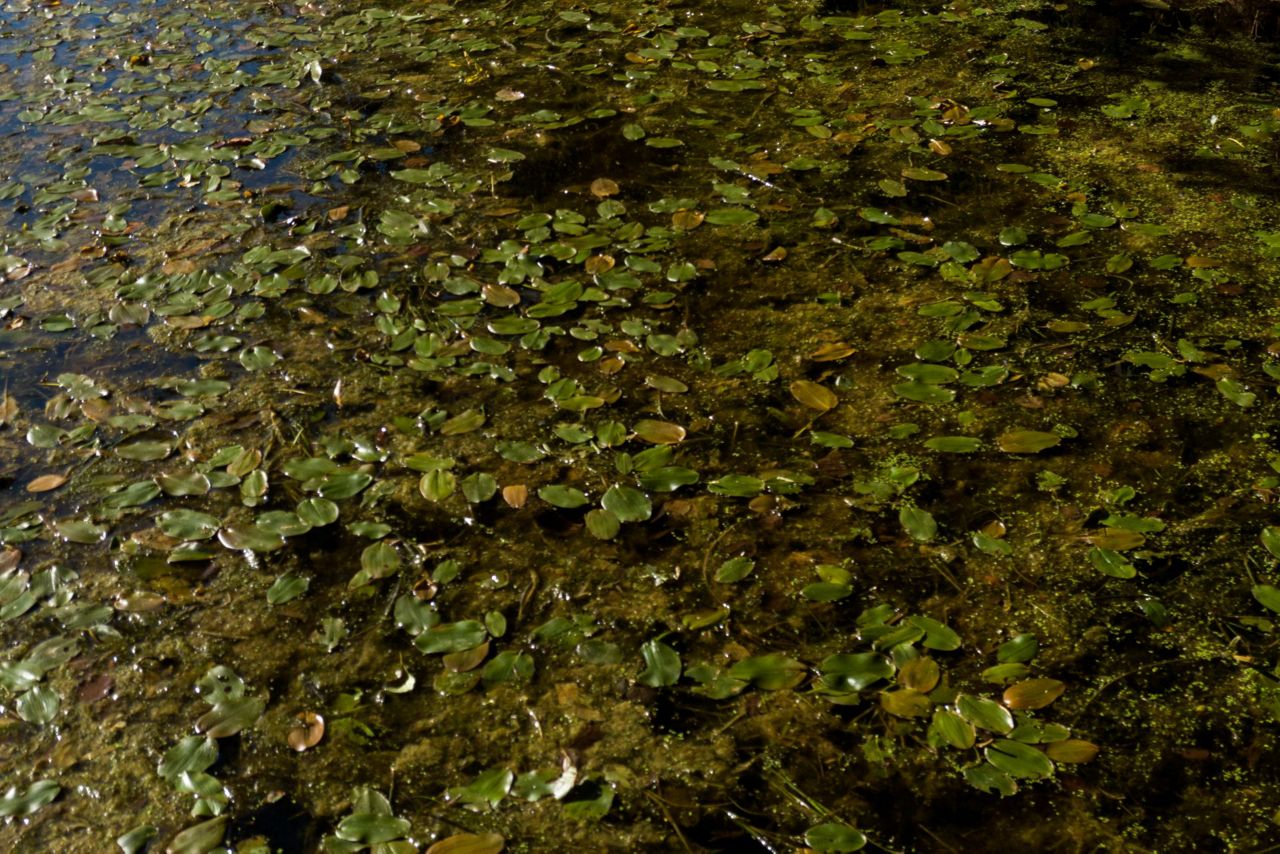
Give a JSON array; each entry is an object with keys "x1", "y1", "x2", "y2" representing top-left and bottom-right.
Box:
[
  {"x1": 16, "y1": 685, "x2": 59, "y2": 725},
  {"x1": 929, "y1": 708, "x2": 976, "y2": 749},
  {"x1": 267, "y1": 572, "x2": 310, "y2": 605},
  {"x1": 1089, "y1": 547, "x2": 1136, "y2": 579},
  {"x1": 197, "y1": 695, "x2": 266, "y2": 738},
  {"x1": 416, "y1": 621, "x2": 487, "y2": 655},
  {"x1": 924, "y1": 436, "x2": 981, "y2": 453},
  {"x1": 217, "y1": 524, "x2": 285, "y2": 554},
  {"x1": 159, "y1": 736, "x2": 219, "y2": 781},
  {"x1": 482, "y1": 651, "x2": 535, "y2": 686},
  {"x1": 1216, "y1": 377, "x2": 1255, "y2": 408},
  {"x1": 997, "y1": 633, "x2": 1038, "y2": 664},
  {"x1": 166, "y1": 816, "x2": 227, "y2": 854},
  {"x1": 985, "y1": 739, "x2": 1054, "y2": 779},
  {"x1": 802, "y1": 581, "x2": 852, "y2": 602},
  {"x1": 805, "y1": 823, "x2": 867, "y2": 852},
  {"x1": 585, "y1": 509, "x2": 621, "y2": 540},
  {"x1": 117, "y1": 824, "x2": 159, "y2": 854},
  {"x1": 901, "y1": 166, "x2": 947, "y2": 181},
  {"x1": 906, "y1": 615, "x2": 961, "y2": 651},
  {"x1": 893, "y1": 382, "x2": 955, "y2": 404},
  {"x1": 957, "y1": 694, "x2": 1014, "y2": 734},
  {"x1": 0, "y1": 779, "x2": 59, "y2": 817},
  {"x1": 539, "y1": 484, "x2": 589, "y2": 509},
  {"x1": 964, "y1": 763, "x2": 1017, "y2": 796},
  {"x1": 899, "y1": 506, "x2": 937, "y2": 542},
  {"x1": 316, "y1": 472, "x2": 373, "y2": 500},
  {"x1": 818, "y1": 653, "x2": 894, "y2": 693},
  {"x1": 997, "y1": 430, "x2": 1061, "y2": 453},
  {"x1": 116, "y1": 440, "x2": 173, "y2": 462},
  {"x1": 158, "y1": 509, "x2": 221, "y2": 541},
  {"x1": 707, "y1": 474, "x2": 764, "y2": 497},
  {"x1": 704, "y1": 208, "x2": 759, "y2": 226},
  {"x1": 638, "y1": 639, "x2": 681, "y2": 687},
  {"x1": 601, "y1": 485, "x2": 652, "y2": 523},
  {"x1": 394, "y1": 595, "x2": 438, "y2": 637},
  {"x1": 56, "y1": 518, "x2": 107, "y2": 545},
  {"x1": 1252, "y1": 584, "x2": 1280, "y2": 615},
  {"x1": 336, "y1": 814, "x2": 412, "y2": 844},
  {"x1": 715, "y1": 556, "x2": 755, "y2": 584},
  {"x1": 726, "y1": 654, "x2": 806, "y2": 690}
]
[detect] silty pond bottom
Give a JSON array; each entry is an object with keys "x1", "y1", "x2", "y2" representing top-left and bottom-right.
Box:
[{"x1": 0, "y1": 0, "x2": 1279, "y2": 850}]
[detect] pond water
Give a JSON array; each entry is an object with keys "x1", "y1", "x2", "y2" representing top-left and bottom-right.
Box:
[{"x1": 1, "y1": 0, "x2": 1279, "y2": 850}]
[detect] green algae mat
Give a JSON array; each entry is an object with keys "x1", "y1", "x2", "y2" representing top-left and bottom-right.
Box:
[{"x1": 1, "y1": 0, "x2": 1279, "y2": 849}]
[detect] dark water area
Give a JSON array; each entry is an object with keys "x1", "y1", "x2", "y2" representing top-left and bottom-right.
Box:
[{"x1": 0, "y1": 0, "x2": 1279, "y2": 851}]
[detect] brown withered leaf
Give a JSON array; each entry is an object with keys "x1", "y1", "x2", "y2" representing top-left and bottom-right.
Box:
[
  {"x1": 287, "y1": 711, "x2": 325, "y2": 752},
  {"x1": 26, "y1": 473, "x2": 67, "y2": 493}
]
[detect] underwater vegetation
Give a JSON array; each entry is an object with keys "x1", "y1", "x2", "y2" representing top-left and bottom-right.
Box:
[{"x1": 0, "y1": 0, "x2": 1278, "y2": 850}]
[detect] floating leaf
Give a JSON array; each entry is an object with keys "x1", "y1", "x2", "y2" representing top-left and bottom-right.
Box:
[
  {"x1": 159, "y1": 510, "x2": 220, "y2": 541},
  {"x1": 880, "y1": 688, "x2": 931, "y2": 717},
  {"x1": 901, "y1": 166, "x2": 948, "y2": 181},
  {"x1": 166, "y1": 816, "x2": 227, "y2": 854},
  {"x1": 1090, "y1": 547, "x2": 1136, "y2": 579},
  {"x1": 790, "y1": 379, "x2": 837, "y2": 411},
  {"x1": 426, "y1": 832, "x2": 506, "y2": 854},
  {"x1": 899, "y1": 507, "x2": 937, "y2": 542},
  {"x1": 538, "y1": 485, "x2": 589, "y2": 509},
  {"x1": 1044, "y1": 739, "x2": 1100, "y2": 763},
  {"x1": 704, "y1": 208, "x2": 758, "y2": 226},
  {"x1": 55, "y1": 518, "x2": 107, "y2": 545},
  {"x1": 336, "y1": 814, "x2": 412, "y2": 845},
  {"x1": 906, "y1": 615, "x2": 961, "y2": 651},
  {"x1": 1216, "y1": 377, "x2": 1255, "y2": 408},
  {"x1": 929, "y1": 709, "x2": 976, "y2": 749},
  {"x1": 925, "y1": 436, "x2": 981, "y2": 453},
  {"x1": 819, "y1": 653, "x2": 894, "y2": 692},
  {"x1": 600, "y1": 485, "x2": 652, "y2": 523},
  {"x1": 26, "y1": 474, "x2": 66, "y2": 493},
  {"x1": 632, "y1": 419, "x2": 686, "y2": 444},
  {"x1": 217, "y1": 525, "x2": 285, "y2": 553},
  {"x1": 288, "y1": 712, "x2": 325, "y2": 752},
  {"x1": 997, "y1": 634, "x2": 1038, "y2": 664},
  {"x1": 638, "y1": 639, "x2": 681, "y2": 687},
  {"x1": 893, "y1": 382, "x2": 955, "y2": 404},
  {"x1": 16, "y1": 685, "x2": 59, "y2": 724},
  {"x1": 267, "y1": 572, "x2": 310, "y2": 605},
  {"x1": 159, "y1": 736, "x2": 218, "y2": 781},
  {"x1": 715, "y1": 556, "x2": 755, "y2": 584},
  {"x1": 985, "y1": 740, "x2": 1053, "y2": 779},
  {"x1": 964, "y1": 763, "x2": 1017, "y2": 796},
  {"x1": 897, "y1": 657, "x2": 940, "y2": 692},
  {"x1": 1252, "y1": 584, "x2": 1280, "y2": 614},
  {"x1": 957, "y1": 694, "x2": 1014, "y2": 734},
  {"x1": 416, "y1": 621, "x2": 487, "y2": 655},
  {"x1": 804, "y1": 823, "x2": 867, "y2": 852},
  {"x1": 197, "y1": 696, "x2": 266, "y2": 738},
  {"x1": 997, "y1": 430, "x2": 1061, "y2": 453},
  {"x1": 1003, "y1": 678, "x2": 1066, "y2": 710},
  {"x1": 726, "y1": 654, "x2": 806, "y2": 690}
]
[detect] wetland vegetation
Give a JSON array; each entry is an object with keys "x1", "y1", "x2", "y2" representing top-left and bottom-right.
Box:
[{"x1": 1, "y1": 0, "x2": 1280, "y2": 850}]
